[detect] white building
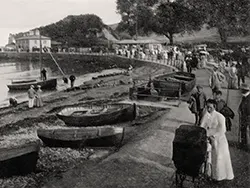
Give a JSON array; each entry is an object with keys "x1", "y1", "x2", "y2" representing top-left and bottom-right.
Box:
[
  {"x1": 8, "y1": 34, "x2": 16, "y2": 44},
  {"x1": 15, "y1": 29, "x2": 51, "y2": 52}
]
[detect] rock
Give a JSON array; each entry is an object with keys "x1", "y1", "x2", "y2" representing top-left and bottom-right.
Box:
[{"x1": 88, "y1": 150, "x2": 111, "y2": 160}]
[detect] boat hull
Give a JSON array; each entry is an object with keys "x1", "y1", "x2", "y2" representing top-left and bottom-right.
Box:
[
  {"x1": 56, "y1": 104, "x2": 136, "y2": 127},
  {"x1": 37, "y1": 127, "x2": 124, "y2": 148},
  {"x1": 153, "y1": 72, "x2": 196, "y2": 97},
  {"x1": 0, "y1": 140, "x2": 40, "y2": 177},
  {"x1": 7, "y1": 78, "x2": 57, "y2": 90}
]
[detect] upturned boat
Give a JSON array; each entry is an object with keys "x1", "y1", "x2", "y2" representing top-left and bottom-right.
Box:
[
  {"x1": 0, "y1": 139, "x2": 40, "y2": 177},
  {"x1": 56, "y1": 103, "x2": 136, "y2": 127},
  {"x1": 37, "y1": 126, "x2": 125, "y2": 148}
]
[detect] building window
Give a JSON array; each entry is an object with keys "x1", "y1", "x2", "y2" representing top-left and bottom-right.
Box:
[
  {"x1": 34, "y1": 40, "x2": 37, "y2": 44},
  {"x1": 43, "y1": 40, "x2": 47, "y2": 44}
]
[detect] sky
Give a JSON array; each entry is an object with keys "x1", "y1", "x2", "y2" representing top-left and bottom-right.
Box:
[{"x1": 0, "y1": 0, "x2": 121, "y2": 46}]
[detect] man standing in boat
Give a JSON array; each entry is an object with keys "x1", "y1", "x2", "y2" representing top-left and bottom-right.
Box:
[
  {"x1": 41, "y1": 68, "x2": 47, "y2": 81},
  {"x1": 27, "y1": 85, "x2": 36, "y2": 108}
]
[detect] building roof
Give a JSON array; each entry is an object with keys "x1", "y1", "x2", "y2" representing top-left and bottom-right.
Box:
[{"x1": 16, "y1": 35, "x2": 50, "y2": 40}]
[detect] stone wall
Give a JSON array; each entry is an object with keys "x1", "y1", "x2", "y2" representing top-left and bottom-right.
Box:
[{"x1": 0, "y1": 52, "x2": 172, "y2": 75}]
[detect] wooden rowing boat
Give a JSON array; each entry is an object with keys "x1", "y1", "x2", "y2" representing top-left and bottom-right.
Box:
[
  {"x1": 0, "y1": 139, "x2": 40, "y2": 177},
  {"x1": 153, "y1": 72, "x2": 196, "y2": 97},
  {"x1": 7, "y1": 78, "x2": 57, "y2": 90},
  {"x1": 56, "y1": 103, "x2": 136, "y2": 127},
  {"x1": 37, "y1": 126, "x2": 125, "y2": 148}
]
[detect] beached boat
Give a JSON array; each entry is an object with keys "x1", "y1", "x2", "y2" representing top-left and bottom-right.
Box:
[
  {"x1": 37, "y1": 126, "x2": 125, "y2": 148},
  {"x1": 7, "y1": 78, "x2": 57, "y2": 90},
  {"x1": 153, "y1": 72, "x2": 196, "y2": 97},
  {"x1": 0, "y1": 139, "x2": 40, "y2": 177},
  {"x1": 57, "y1": 103, "x2": 136, "y2": 127}
]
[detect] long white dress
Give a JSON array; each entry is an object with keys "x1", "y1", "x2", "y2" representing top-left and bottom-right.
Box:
[{"x1": 200, "y1": 110, "x2": 234, "y2": 181}]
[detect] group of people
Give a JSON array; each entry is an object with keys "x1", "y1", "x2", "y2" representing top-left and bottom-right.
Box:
[
  {"x1": 27, "y1": 85, "x2": 43, "y2": 108},
  {"x1": 188, "y1": 85, "x2": 235, "y2": 182},
  {"x1": 187, "y1": 64, "x2": 250, "y2": 183}
]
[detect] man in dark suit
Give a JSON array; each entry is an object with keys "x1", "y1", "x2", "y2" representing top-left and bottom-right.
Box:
[
  {"x1": 236, "y1": 62, "x2": 246, "y2": 88},
  {"x1": 238, "y1": 84, "x2": 250, "y2": 150},
  {"x1": 190, "y1": 85, "x2": 207, "y2": 126}
]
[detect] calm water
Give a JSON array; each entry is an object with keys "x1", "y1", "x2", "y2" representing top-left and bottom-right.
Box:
[{"x1": 0, "y1": 61, "x2": 124, "y2": 108}]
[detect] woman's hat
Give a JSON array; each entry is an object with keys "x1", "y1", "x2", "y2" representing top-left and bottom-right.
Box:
[{"x1": 240, "y1": 83, "x2": 250, "y2": 91}]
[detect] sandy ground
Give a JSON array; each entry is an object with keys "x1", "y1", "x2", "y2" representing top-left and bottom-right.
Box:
[{"x1": 0, "y1": 64, "x2": 171, "y2": 188}]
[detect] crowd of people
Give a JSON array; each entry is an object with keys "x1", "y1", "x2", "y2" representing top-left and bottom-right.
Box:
[{"x1": 115, "y1": 44, "x2": 209, "y2": 72}]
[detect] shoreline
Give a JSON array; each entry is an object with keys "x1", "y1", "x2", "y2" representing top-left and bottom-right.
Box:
[{"x1": 0, "y1": 62, "x2": 172, "y2": 187}]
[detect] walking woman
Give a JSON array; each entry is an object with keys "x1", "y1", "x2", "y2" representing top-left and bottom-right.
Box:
[
  {"x1": 209, "y1": 64, "x2": 226, "y2": 94},
  {"x1": 228, "y1": 61, "x2": 238, "y2": 89},
  {"x1": 200, "y1": 99, "x2": 234, "y2": 181},
  {"x1": 35, "y1": 85, "x2": 43, "y2": 107}
]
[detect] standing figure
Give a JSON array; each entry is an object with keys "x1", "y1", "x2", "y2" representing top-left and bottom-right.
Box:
[
  {"x1": 27, "y1": 85, "x2": 36, "y2": 108},
  {"x1": 200, "y1": 99, "x2": 234, "y2": 181},
  {"x1": 236, "y1": 61, "x2": 246, "y2": 89},
  {"x1": 185, "y1": 52, "x2": 193, "y2": 73},
  {"x1": 41, "y1": 68, "x2": 47, "y2": 81},
  {"x1": 69, "y1": 75, "x2": 76, "y2": 88},
  {"x1": 238, "y1": 84, "x2": 250, "y2": 150},
  {"x1": 188, "y1": 85, "x2": 207, "y2": 126},
  {"x1": 209, "y1": 64, "x2": 226, "y2": 94},
  {"x1": 214, "y1": 90, "x2": 234, "y2": 131},
  {"x1": 191, "y1": 54, "x2": 199, "y2": 69},
  {"x1": 228, "y1": 62, "x2": 238, "y2": 89},
  {"x1": 35, "y1": 85, "x2": 43, "y2": 107}
]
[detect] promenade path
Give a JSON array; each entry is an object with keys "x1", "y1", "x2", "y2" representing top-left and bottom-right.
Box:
[{"x1": 43, "y1": 68, "x2": 250, "y2": 188}]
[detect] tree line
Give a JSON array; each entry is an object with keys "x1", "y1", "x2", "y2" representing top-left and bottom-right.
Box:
[{"x1": 116, "y1": 0, "x2": 250, "y2": 45}]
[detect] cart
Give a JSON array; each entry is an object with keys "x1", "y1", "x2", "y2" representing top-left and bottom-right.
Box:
[{"x1": 172, "y1": 125, "x2": 212, "y2": 188}]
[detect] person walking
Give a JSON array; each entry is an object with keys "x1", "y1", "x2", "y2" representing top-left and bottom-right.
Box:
[
  {"x1": 209, "y1": 64, "x2": 226, "y2": 94},
  {"x1": 228, "y1": 62, "x2": 238, "y2": 89},
  {"x1": 185, "y1": 52, "x2": 193, "y2": 73},
  {"x1": 200, "y1": 99, "x2": 234, "y2": 181},
  {"x1": 27, "y1": 85, "x2": 36, "y2": 108},
  {"x1": 188, "y1": 85, "x2": 207, "y2": 126},
  {"x1": 238, "y1": 83, "x2": 250, "y2": 150},
  {"x1": 35, "y1": 85, "x2": 43, "y2": 107},
  {"x1": 236, "y1": 61, "x2": 246, "y2": 89},
  {"x1": 69, "y1": 75, "x2": 76, "y2": 88}
]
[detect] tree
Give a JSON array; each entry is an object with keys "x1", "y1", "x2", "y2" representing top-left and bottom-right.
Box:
[
  {"x1": 153, "y1": 1, "x2": 205, "y2": 44},
  {"x1": 178, "y1": 0, "x2": 250, "y2": 44},
  {"x1": 116, "y1": 0, "x2": 158, "y2": 37},
  {"x1": 40, "y1": 14, "x2": 105, "y2": 47}
]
